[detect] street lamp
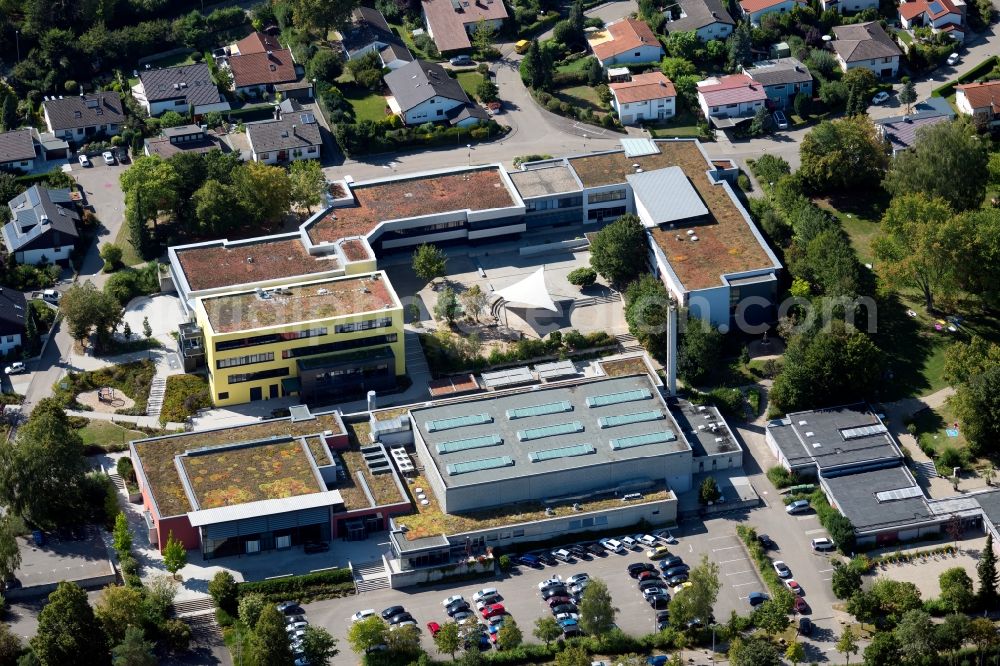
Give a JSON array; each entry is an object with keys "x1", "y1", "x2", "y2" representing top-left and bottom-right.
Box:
[
  {"x1": 467, "y1": 143, "x2": 472, "y2": 165},
  {"x1": 709, "y1": 623, "x2": 718, "y2": 665},
  {"x1": 15, "y1": 30, "x2": 20, "y2": 63}
]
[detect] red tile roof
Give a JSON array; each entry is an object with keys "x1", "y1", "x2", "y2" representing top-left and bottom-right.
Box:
[
  {"x1": 422, "y1": 0, "x2": 509, "y2": 52},
  {"x1": 236, "y1": 31, "x2": 283, "y2": 55},
  {"x1": 957, "y1": 80, "x2": 1000, "y2": 113},
  {"x1": 229, "y1": 50, "x2": 297, "y2": 88},
  {"x1": 592, "y1": 18, "x2": 662, "y2": 61},
  {"x1": 177, "y1": 237, "x2": 340, "y2": 291},
  {"x1": 697, "y1": 74, "x2": 767, "y2": 106},
  {"x1": 610, "y1": 72, "x2": 677, "y2": 104},
  {"x1": 739, "y1": 0, "x2": 803, "y2": 12}
]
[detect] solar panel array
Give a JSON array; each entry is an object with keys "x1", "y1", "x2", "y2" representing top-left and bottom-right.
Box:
[
  {"x1": 506, "y1": 401, "x2": 573, "y2": 420},
  {"x1": 586, "y1": 388, "x2": 652, "y2": 408},
  {"x1": 599, "y1": 410, "x2": 664, "y2": 429},
  {"x1": 436, "y1": 434, "x2": 504, "y2": 455},
  {"x1": 874, "y1": 485, "x2": 923, "y2": 503},
  {"x1": 426, "y1": 413, "x2": 493, "y2": 432},
  {"x1": 446, "y1": 456, "x2": 515, "y2": 476},
  {"x1": 609, "y1": 430, "x2": 676, "y2": 451},
  {"x1": 481, "y1": 367, "x2": 533, "y2": 388},
  {"x1": 517, "y1": 421, "x2": 584, "y2": 442},
  {"x1": 840, "y1": 423, "x2": 887, "y2": 440},
  {"x1": 528, "y1": 443, "x2": 595, "y2": 462}
]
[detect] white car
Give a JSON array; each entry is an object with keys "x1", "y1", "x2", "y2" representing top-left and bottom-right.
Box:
[
  {"x1": 872, "y1": 91, "x2": 890, "y2": 105},
  {"x1": 286, "y1": 621, "x2": 308, "y2": 632},
  {"x1": 351, "y1": 609, "x2": 376, "y2": 622},
  {"x1": 639, "y1": 534, "x2": 659, "y2": 548},
  {"x1": 599, "y1": 538, "x2": 623, "y2": 553},
  {"x1": 538, "y1": 576, "x2": 563, "y2": 590},
  {"x1": 653, "y1": 529, "x2": 678, "y2": 544},
  {"x1": 442, "y1": 595, "x2": 465, "y2": 607},
  {"x1": 473, "y1": 588, "x2": 498, "y2": 602},
  {"x1": 621, "y1": 536, "x2": 638, "y2": 550},
  {"x1": 4, "y1": 362, "x2": 25, "y2": 375},
  {"x1": 811, "y1": 537, "x2": 836, "y2": 552},
  {"x1": 947, "y1": 52, "x2": 961, "y2": 66},
  {"x1": 566, "y1": 573, "x2": 590, "y2": 587},
  {"x1": 773, "y1": 561, "x2": 791, "y2": 578},
  {"x1": 78, "y1": 154, "x2": 91, "y2": 167},
  {"x1": 555, "y1": 612, "x2": 580, "y2": 622},
  {"x1": 102, "y1": 150, "x2": 116, "y2": 165}
]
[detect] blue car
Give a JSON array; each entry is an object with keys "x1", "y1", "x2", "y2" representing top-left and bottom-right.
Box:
[
  {"x1": 517, "y1": 554, "x2": 541, "y2": 567},
  {"x1": 558, "y1": 617, "x2": 578, "y2": 628},
  {"x1": 648, "y1": 657, "x2": 668, "y2": 666}
]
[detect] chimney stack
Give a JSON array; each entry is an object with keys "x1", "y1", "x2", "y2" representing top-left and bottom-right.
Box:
[{"x1": 665, "y1": 305, "x2": 678, "y2": 395}]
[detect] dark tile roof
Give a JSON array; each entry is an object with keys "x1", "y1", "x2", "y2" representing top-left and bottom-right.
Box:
[
  {"x1": 342, "y1": 7, "x2": 400, "y2": 56},
  {"x1": 0, "y1": 129, "x2": 36, "y2": 164},
  {"x1": 831, "y1": 21, "x2": 902, "y2": 62},
  {"x1": 381, "y1": 42, "x2": 414, "y2": 65},
  {"x1": 144, "y1": 130, "x2": 230, "y2": 159},
  {"x1": 43, "y1": 93, "x2": 124, "y2": 131},
  {"x1": 385, "y1": 59, "x2": 471, "y2": 112},
  {"x1": 822, "y1": 465, "x2": 932, "y2": 532},
  {"x1": 875, "y1": 112, "x2": 952, "y2": 153},
  {"x1": 4, "y1": 185, "x2": 79, "y2": 253},
  {"x1": 746, "y1": 57, "x2": 813, "y2": 86},
  {"x1": 246, "y1": 113, "x2": 322, "y2": 154},
  {"x1": 667, "y1": 0, "x2": 735, "y2": 33},
  {"x1": 447, "y1": 104, "x2": 490, "y2": 125},
  {"x1": 137, "y1": 63, "x2": 226, "y2": 108},
  {"x1": 0, "y1": 289, "x2": 28, "y2": 337}
]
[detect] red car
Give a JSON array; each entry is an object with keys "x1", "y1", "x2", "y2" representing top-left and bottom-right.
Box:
[
  {"x1": 547, "y1": 596, "x2": 572, "y2": 608},
  {"x1": 481, "y1": 603, "x2": 506, "y2": 619},
  {"x1": 638, "y1": 571, "x2": 660, "y2": 582},
  {"x1": 426, "y1": 622, "x2": 441, "y2": 636},
  {"x1": 785, "y1": 579, "x2": 803, "y2": 596},
  {"x1": 794, "y1": 597, "x2": 809, "y2": 614}
]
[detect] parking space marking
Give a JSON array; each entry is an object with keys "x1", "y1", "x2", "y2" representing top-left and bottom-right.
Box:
[
  {"x1": 796, "y1": 515, "x2": 818, "y2": 521},
  {"x1": 712, "y1": 545, "x2": 740, "y2": 552},
  {"x1": 709, "y1": 535, "x2": 734, "y2": 541},
  {"x1": 726, "y1": 569, "x2": 753, "y2": 576},
  {"x1": 805, "y1": 528, "x2": 826, "y2": 535},
  {"x1": 732, "y1": 581, "x2": 758, "y2": 587},
  {"x1": 817, "y1": 568, "x2": 834, "y2": 573},
  {"x1": 718, "y1": 557, "x2": 746, "y2": 564}
]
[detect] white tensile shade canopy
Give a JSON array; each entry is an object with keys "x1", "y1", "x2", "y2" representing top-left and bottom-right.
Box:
[{"x1": 494, "y1": 267, "x2": 558, "y2": 312}]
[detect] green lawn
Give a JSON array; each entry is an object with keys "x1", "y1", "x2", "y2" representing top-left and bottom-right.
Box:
[
  {"x1": 340, "y1": 82, "x2": 389, "y2": 123},
  {"x1": 112, "y1": 221, "x2": 146, "y2": 268},
  {"x1": 144, "y1": 51, "x2": 198, "y2": 69},
  {"x1": 554, "y1": 85, "x2": 604, "y2": 113},
  {"x1": 78, "y1": 420, "x2": 153, "y2": 452},
  {"x1": 455, "y1": 71, "x2": 484, "y2": 102},
  {"x1": 556, "y1": 56, "x2": 593, "y2": 74},
  {"x1": 648, "y1": 109, "x2": 703, "y2": 138},
  {"x1": 894, "y1": 28, "x2": 913, "y2": 45},
  {"x1": 816, "y1": 189, "x2": 891, "y2": 265}
]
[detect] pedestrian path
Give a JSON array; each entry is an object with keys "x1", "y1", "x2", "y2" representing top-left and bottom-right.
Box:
[
  {"x1": 146, "y1": 376, "x2": 166, "y2": 417},
  {"x1": 64, "y1": 408, "x2": 185, "y2": 431}
]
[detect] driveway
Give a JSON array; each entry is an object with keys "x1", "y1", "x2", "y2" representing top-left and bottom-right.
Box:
[{"x1": 72, "y1": 159, "x2": 128, "y2": 279}]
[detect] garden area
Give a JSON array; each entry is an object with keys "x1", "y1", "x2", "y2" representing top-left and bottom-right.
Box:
[
  {"x1": 159, "y1": 373, "x2": 211, "y2": 426},
  {"x1": 906, "y1": 402, "x2": 976, "y2": 475},
  {"x1": 76, "y1": 419, "x2": 168, "y2": 454},
  {"x1": 52, "y1": 360, "x2": 155, "y2": 416}
]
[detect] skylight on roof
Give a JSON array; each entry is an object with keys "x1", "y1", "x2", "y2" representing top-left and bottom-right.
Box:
[
  {"x1": 506, "y1": 401, "x2": 573, "y2": 420},
  {"x1": 517, "y1": 421, "x2": 584, "y2": 441},
  {"x1": 425, "y1": 413, "x2": 492, "y2": 432},
  {"x1": 599, "y1": 410, "x2": 664, "y2": 428},
  {"x1": 528, "y1": 443, "x2": 596, "y2": 462},
  {"x1": 587, "y1": 388, "x2": 652, "y2": 408},
  {"x1": 609, "y1": 431, "x2": 676, "y2": 450},
  {"x1": 840, "y1": 424, "x2": 887, "y2": 440},
  {"x1": 874, "y1": 485, "x2": 923, "y2": 503},
  {"x1": 436, "y1": 434, "x2": 503, "y2": 454},
  {"x1": 446, "y1": 456, "x2": 514, "y2": 476}
]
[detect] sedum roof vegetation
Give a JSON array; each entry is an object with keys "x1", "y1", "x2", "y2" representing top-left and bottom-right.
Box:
[
  {"x1": 134, "y1": 413, "x2": 344, "y2": 517},
  {"x1": 176, "y1": 237, "x2": 340, "y2": 291}
]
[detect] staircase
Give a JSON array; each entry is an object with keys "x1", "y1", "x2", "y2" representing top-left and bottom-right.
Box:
[
  {"x1": 353, "y1": 560, "x2": 390, "y2": 593},
  {"x1": 171, "y1": 596, "x2": 221, "y2": 640},
  {"x1": 146, "y1": 377, "x2": 166, "y2": 417},
  {"x1": 108, "y1": 472, "x2": 126, "y2": 493},
  {"x1": 615, "y1": 333, "x2": 644, "y2": 352},
  {"x1": 913, "y1": 460, "x2": 940, "y2": 479}
]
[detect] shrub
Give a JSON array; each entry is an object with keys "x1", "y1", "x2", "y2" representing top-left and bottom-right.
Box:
[
  {"x1": 737, "y1": 173, "x2": 751, "y2": 191},
  {"x1": 238, "y1": 568, "x2": 354, "y2": 603},
  {"x1": 159, "y1": 373, "x2": 210, "y2": 425},
  {"x1": 567, "y1": 267, "x2": 597, "y2": 287},
  {"x1": 766, "y1": 466, "x2": 799, "y2": 489},
  {"x1": 706, "y1": 387, "x2": 745, "y2": 415}
]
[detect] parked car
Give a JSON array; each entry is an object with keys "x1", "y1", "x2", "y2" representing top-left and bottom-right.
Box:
[
  {"x1": 78, "y1": 154, "x2": 91, "y2": 167},
  {"x1": 538, "y1": 576, "x2": 563, "y2": 590},
  {"x1": 672, "y1": 581, "x2": 692, "y2": 594},
  {"x1": 639, "y1": 534, "x2": 659, "y2": 548},
  {"x1": 798, "y1": 617, "x2": 813, "y2": 636},
  {"x1": 648, "y1": 656, "x2": 668, "y2": 666},
  {"x1": 555, "y1": 611, "x2": 579, "y2": 622},
  {"x1": 473, "y1": 588, "x2": 498, "y2": 602},
  {"x1": 773, "y1": 110, "x2": 789, "y2": 130},
  {"x1": 277, "y1": 602, "x2": 304, "y2": 616},
  {"x1": 5, "y1": 362, "x2": 25, "y2": 375},
  {"x1": 647, "y1": 546, "x2": 670, "y2": 560},
  {"x1": 786, "y1": 500, "x2": 810, "y2": 514},
  {"x1": 648, "y1": 594, "x2": 670, "y2": 609},
  {"x1": 559, "y1": 617, "x2": 579, "y2": 629},
  {"x1": 552, "y1": 549, "x2": 574, "y2": 563},
  {"x1": 642, "y1": 586, "x2": 670, "y2": 599},
  {"x1": 757, "y1": 534, "x2": 775, "y2": 549},
  {"x1": 811, "y1": 537, "x2": 836, "y2": 552},
  {"x1": 285, "y1": 615, "x2": 307, "y2": 626},
  {"x1": 621, "y1": 536, "x2": 638, "y2": 550},
  {"x1": 586, "y1": 542, "x2": 606, "y2": 556},
  {"x1": 449, "y1": 55, "x2": 474, "y2": 66},
  {"x1": 653, "y1": 529, "x2": 678, "y2": 544},
  {"x1": 629, "y1": 562, "x2": 656, "y2": 578},
  {"x1": 447, "y1": 601, "x2": 471, "y2": 617},
  {"x1": 481, "y1": 603, "x2": 506, "y2": 619},
  {"x1": 101, "y1": 150, "x2": 116, "y2": 165},
  {"x1": 658, "y1": 556, "x2": 684, "y2": 571},
  {"x1": 286, "y1": 621, "x2": 308, "y2": 632},
  {"x1": 550, "y1": 603, "x2": 577, "y2": 615},
  {"x1": 381, "y1": 606, "x2": 405, "y2": 620},
  {"x1": 303, "y1": 541, "x2": 329, "y2": 554},
  {"x1": 536, "y1": 552, "x2": 557, "y2": 566},
  {"x1": 662, "y1": 565, "x2": 690, "y2": 578},
  {"x1": 546, "y1": 595, "x2": 572, "y2": 608},
  {"x1": 637, "y1": 570, "x2": 660, "y2": 582},
  {"x1": 452, "y1": 610, "x2": 474, "y2": 622},
  {"x1": 666, "y1": 574, "x2": 689, "y2": 586},
  {"x1": 442, "y1": 595, "x2": 465, "y2": 607},
  {"x1": 639, "y1": 578, "x2": 665, "y2": 592},
  {"x1": 600, "y1": 538, "x2": 624, "y2": 553},
  {"x1": 351, "y1": 609, "x2": 375, "y2": 622},
  {"x1": 948, "y1": 52, "x2": 961, "y2": 66},
  {"x1": 773, "y1": 561, "x2": 791, "y2": 578},
  {"x1": 784, "y1": 579, "x2": 803, "y2": 595},
  {"x1": 568, "y1": 544, "x2": 591, "y2": 559},
  {"x1": 476, "y1": 594, "x2": 502, "y2": 610},
  {"x1": 517, "y1": 554, "x2": 541, "y2": 567},
  {"x1": 794, "y1": 596, "x2": 810, "y2": 614},
  {"x1": 748, "y1": 591, "x2": 768, "y2": 607},
  {"x1": 515, "y1": 39, "x2": 531, "y2": 54},
  {"x1": 427, "y1": 621, "x2": 441, "y2": 636},
  {"x1": 541, "y1": 586, "x2": 569, "y2": 600},
  {"x1": 872, "y1": 91, "x2": 890, "y2": 105},
  {"x1": 566, "y1": 573, "x2": 590, "y2": 587},
  {"x1": 389, "y1": 612, "x2": 414, "y2": 625}
]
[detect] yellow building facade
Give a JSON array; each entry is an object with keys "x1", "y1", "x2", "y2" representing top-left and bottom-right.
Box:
[{"x1": 193, "y1": 271, "x2": 405, "y2": 406}]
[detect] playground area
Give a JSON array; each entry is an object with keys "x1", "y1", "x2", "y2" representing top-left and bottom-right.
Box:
[{"x1": 75, "y1": 387, "x2": 134, "y2": 413}]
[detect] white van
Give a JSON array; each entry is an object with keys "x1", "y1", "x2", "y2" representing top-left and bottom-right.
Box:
[{"x1": 621, "y1": 536, "x2": 638, "y2": 550}]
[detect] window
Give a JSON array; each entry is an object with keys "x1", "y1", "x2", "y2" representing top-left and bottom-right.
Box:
[
  {"x1": 218, "y1": 392, "x2": 229, "y2": 400},
  {"x1": 227, "y1": 367, "x2": 290, "y2": 384},
  {"x1": 245, "y1": 540, "x2": 260, "y2": 554},
  {"x1": 587, "y1": 189, "x2": 626, "y2": 204},
  {"x1": 335, "y1": 317, "x2": 393, "y2": 334},
  {"x1": 260, "y1": 152, "x2": 269, "y2": 159},
  {"x1": 217, "y1": 352, "x2": 275, "y2": 369},
  {"x1": 215, "y1": 328, "x2": 327, "y2": 352},
  {"x1": 5, "y1": 336, "x2": 12, "y2": 343},
  {"x1": 569, "y1": 520, "x2": 581, "y2": 530},
  {"x1": 436, "y1": 109, "x2": 443, "y2": 116},
  {"x1": 512, "y1": 529, "x2": 524, "y2": 537},
  {"x1": 276, "y1": 535, "x2": 291, "y2": 549},
  {"x1": 634, "y1": 51, "x2": 641, "y2": 56},
  {"x1": 308, "y1": 146, "x2": 316, "y2": 153},
  {"x1": 883, "y1": 57, "x2": 893, "y2": 63},
  {"x1": 581, "y1": 517, "x2": 594, "y2": 527},
  {"x1": 595, "y1": 515, "x2": 608, "y2": 526}
]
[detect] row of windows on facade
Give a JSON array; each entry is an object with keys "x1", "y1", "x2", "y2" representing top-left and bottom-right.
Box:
[
  {"x1": 214, "y1": 318, "x2": 394, "y2": 355},
  {"x1": 587, "y1": 189, "x2": 626, "y2": 205},
  {"x1": 258, "y1": 146, "x2": 318, "y2": 159},
  {"x1": 216, "y1": 332, "x2": 398, "y2": 369},
  {"x1": 525, "y1": 196, "x2": 582, "y2": 212}
]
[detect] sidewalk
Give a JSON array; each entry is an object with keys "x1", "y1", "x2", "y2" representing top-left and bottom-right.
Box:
[
  {"x1": 65, "y1": 409, "x2": 185, "y2": 431},
  {"x1": 881, "y1": 387, "x2": 960, "y2": 497}
]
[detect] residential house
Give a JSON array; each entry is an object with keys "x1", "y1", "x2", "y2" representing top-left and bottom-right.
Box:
[
  {"x1": 341, "y1": 7, "x2": 414, "y2": 69},
  {"x1": 696, "y1": 73, "x2": 768, "y2": 127},
  {"x1": 665, "y1": 0, "x2": 735, "y2": 41},
  {"x1": 132, "y1": 63, "x2": 231, "y2": 117},
  {"x1": 421, "y1": 0, "x2": 509, "y2": 53},
  {"x1": 245, "y1": 111, "x2": 322, "y2": 164},
  {"x1": 874, "y1": 100, "x2": 955, "y2": 155},
  {"x1": 144, "y1": 125, "x2": 230, "y2": 159},
  {"x1": 0, "y1": 129, "x2": 37, "y2": 172},
  {"x1": 818, "y1": 0, "x2": 879, "y2": 14},
  {"x1": 899, "y1": 0, "x2": 965, "y2": 42},
  {"x1": 4, "y1": 185, "x2": 79, "y2": 265},
  {"x1": 830, "y1": 21, "x2": 902, "y2": 77},
  {"x1": 744, "y1": 57, "x2": 813, "y2": 109},
  {"x1": 956, "y1": 79, "x2": 1000, "y2": 128},
  {"x1": 0, "y1": 289, "x2": 28, "y2": 355},
  {"x1": 226, "y1": 32, "x2": 310, "y2": 99},
  {"x1": 42, "y1": 92, "x2": 123, "y2": 142},
  {"x1": 385, "y1": 59, "x2": 488, "y2": 126},
  {"x1": 588, "y1": 18, "x2": 665, "y2": 68},
  {"x1": 609, "y1": 72, "x2": 677, "y2": 124},
  {"x1": 739, "y1": 0, "x2": 806, "y2": 26}
]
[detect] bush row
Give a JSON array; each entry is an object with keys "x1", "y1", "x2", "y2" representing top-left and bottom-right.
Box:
[
  {"x1": 932, "y1": 55, "x2": 999, "y2": 98},
  {"x1": 765, "y1": 466, "x2": 800, "y2": 489},
  {"x1": 736, "y1": 524, "x2": 791, "y2": 601},
  {"x1": 238, "y1": 568, "x2": 354, "y2": 603}
]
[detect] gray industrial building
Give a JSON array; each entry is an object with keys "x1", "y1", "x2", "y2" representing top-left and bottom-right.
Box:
[{"x1": 411, "y1": 375, "x2": 694, "y2": 514}]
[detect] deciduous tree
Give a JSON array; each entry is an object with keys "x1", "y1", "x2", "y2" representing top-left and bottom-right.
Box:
[
  {"x1": 232, "y1": 161, "x2": 293, "y2": 226},
  {"x1": 863, "y1": 630, "x2": 902, "y2": 666},
  {"x1": 953, "y1": 365, "x2": 1000, "y2": 456},
  {"x1": 291, "y1": 0, "x2": 360, "y2": 33},
  {"x1": 32, "y1": 581, "x2": 108, "y2": 666},
  {"x1": 459, "y1": 285, "x2": 488, "y2": 323},
  {"x1": 289, "y1": 159, "x2": 327, "y2": 215},
  {"x1": 208, "y1": 571, "x2": 238, "y2": 614},
  {"x1": 301, "y1": 626, "x2": 339, "y2": 666},
  {"x1": 729, "y1": 636, "x2": 780, "y2": 666},
  {"x1": 893, "y1": 609, "x2": 936, "y2": 664},
  {"x1": 798, "y1": 115, "x2": 887, "y2": 193},
  {"x1": 496, "y1": 617, "x2": 522, "y2": 651},
  {"x1": 578, "y1": 578, "x2": 617, "y2": 635},
  {"x1": 532, "y1": 616, "x2": 561, "y2": 646},
  {"x1": 162, "y1": 531, "x2": 187, "y2": 577},
  {"x1": 434, "y1": 622, "x2": 461, "y2": 659},
  {"x1": 95, "y1": 584, "x2": 147, "y2": 645},
  {"x1": 0, "y1": 515, "x2": 22, "y2": 582},
  {"x1": 831, "y1": 562, "x2": 862, "y2": 600},
  {"x1": 669, "y1": 554, "x2": 720, "y2": 628},
  {"x1": 347, "y1": 616, "x2": 388, "y2": 655},
  {"x1": 252, "y1": 604, "x2": 294, "y2": 665},
  {"x1": 412, "y1": 243, "x2": 448, "y2": 284},
  {"x1": 939, "y1": 567, "x2": 975, "y2": 613},
  {"x1": 678, "y1": 315, "x2": 722, "y2": 386},
  {"x1": 588, "y1": 213, "x2": 647, "y2": 287},
  {"x1": 837, "y1": 626, "x2": 859, "y2": 666},
  {"x1": 752, "y1": 598, "x2": 790, "y2": 636},
  {"x1": 624, "y1": 274, "x2": 671, "y2": 355},
  {"x1": 434, "y1": 287, "x2": 460, "y2": 324},
  {"x1": 193, "y1": 179, "x2": 243, "y2": 237},
  {"x1": 59, "y1": 281, "x2": 122, "y2": 351}
]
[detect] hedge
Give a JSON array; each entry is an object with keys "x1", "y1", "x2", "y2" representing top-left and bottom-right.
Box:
[
  {"x1": 226, "y1": 105, "x2": 278, "y2": 123},
  {"x1": 736, "y1": 524, "x2": 793, "y2": 606},
  {"x1": 238, "y1": 568, "x2": 355, "y2": 603},
  {"x1": 932, "y1": 55, "x2": 998, "y2": 98}
]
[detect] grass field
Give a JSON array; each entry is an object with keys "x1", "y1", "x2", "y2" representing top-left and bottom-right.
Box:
[
  {"x1": 455, "y1": 71, "x2": 484, "y2": 101},
  {"x1": 144, "y1": 51, "x2": 198, "y2": 69},
  {"x1": 78, "y1": 420, "x2": 153, "y2": 452},
  {"x1": 816, "y1": 189, "x2": 890, "y2": 266},
  {"x1": 648, "y1": 110, "x2": 703, "y2": 138},
  {"x1": 554, "y1": 85, "x2": 604, "y2": 113},
  {"x1": 112, "y1": 219, "x2": 146, "y2": 268},
  {"x1": 556, "y1": 56, "x2": 593, "y2": 73},
  {"x1": 340, "y1": 82, "x2": 389, "y2": 123}
]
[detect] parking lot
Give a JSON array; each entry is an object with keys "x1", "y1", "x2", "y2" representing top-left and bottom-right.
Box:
[{"x1": 304, "y1": 517, "x2": 764, "y2": 665}]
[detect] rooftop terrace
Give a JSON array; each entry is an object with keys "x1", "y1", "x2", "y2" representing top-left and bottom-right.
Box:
[
  {"x1": 201, "y1": 273, "x2": 397, "y2": 334},
  {"x1": 133, "y1": 412, "x2": 345, "y2": 517},
  {"x1": 567, "y1": 140, "x2": 774, "y2": 291},
  {"x1": 175, "y1": 237, "x2": 340, "y2": 292},
  {"x1": 306, "y1": 167, "x2": 518, "y2": 244}
]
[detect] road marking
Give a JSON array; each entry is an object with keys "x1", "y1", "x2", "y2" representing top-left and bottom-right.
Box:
[
  {"x1": 718, "y1": 557, "x2": 746, "y2": 564},
  {"x1": 817, "y1": 568, "x2": 834, "y2": 573},
  {"x1": 805, "y1": 528, "x2": 827, "y2": 535},
  {"x1": 796, "y1": 515, "x2": 818, "y2": 521},
  {"x1": 726, "y1": 569, "x2": 753, "y2": 576},
  {"x1": 709, "y1": 535, "x2": 734, "y2": 541},
  {"x1": 713, "y1": 546, "x2": 740, "y2": 552},
  {"x1": 732, "y1": 581, "x2": 758, "y2": 588}
]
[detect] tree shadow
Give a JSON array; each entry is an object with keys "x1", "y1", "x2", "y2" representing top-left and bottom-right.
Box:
[{"x1": 871, "y1": 293, "x2": 936, "y2": 401}]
